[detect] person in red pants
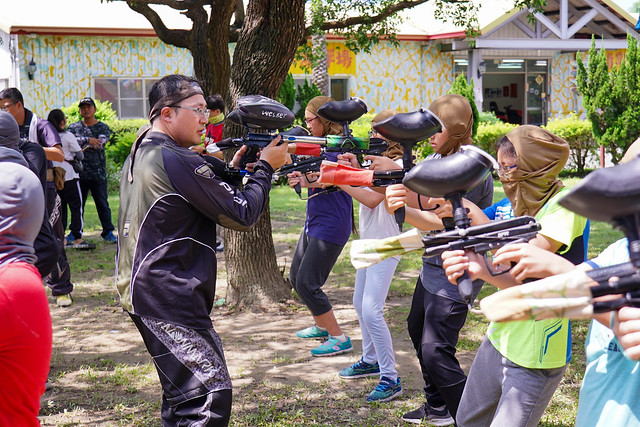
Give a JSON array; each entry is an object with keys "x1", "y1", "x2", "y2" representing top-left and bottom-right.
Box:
[{"x1": 0, "y1": 122, "x2": 52, "y2": 426}]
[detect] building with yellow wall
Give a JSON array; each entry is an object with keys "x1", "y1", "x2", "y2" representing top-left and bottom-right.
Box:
[{"x1": 1, "y1": 0, "x2": 638, "y2": 126}]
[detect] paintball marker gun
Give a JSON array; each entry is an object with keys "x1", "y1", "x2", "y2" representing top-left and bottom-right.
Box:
[
  {"x1": 284, "y1": 97, "x2": 388, "y2": 158},
  {"x1": 276, "y1": 154, "x2": 328, "y2": 198},
  {"x1": 349, "y1": 146, "x2": 540, "y2": 308},
  {"x1": 318, "y1": 108, "x2": 443, "y2": 228},
  {"x1": 226, "y1": 95, "x2": 295, "y2": 168},
  {"x1": 225, "y1": 96, "x2": 386, "y2": 168},
  {"x1": 405, "y1": 145, "x2": 541, "y2": 307},
  {"x1": 479, "y1": 157, "x2": 640, "y2": 322}
]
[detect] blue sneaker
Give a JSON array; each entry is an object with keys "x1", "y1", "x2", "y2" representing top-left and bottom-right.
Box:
[
  {"x1": 296, "y1": 325, "x2": 329, "y2": 339},
  {"x1": 367, "y1": 376, "x2": 402, "y2": 403},
  {"x1": 103, "y1": 231, "x2": 117, "y2": 244},
  {"x1": 339, "y1": 358, "x2": 380, "y2": 379},
  {"x1": 310, "y1": 336, "x2": 352, "y2": 357},
  {"x1": 65, "y1": 233, "x2": 74, "y2": 245}
]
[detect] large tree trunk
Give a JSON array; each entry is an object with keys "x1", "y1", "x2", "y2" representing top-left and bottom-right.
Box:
[
  {"x1": 188, "y1": 1, "x2": 235, "y2": 98},
  {"x1": 225, "y1": 0, "x2": 306, "y2": 307}
]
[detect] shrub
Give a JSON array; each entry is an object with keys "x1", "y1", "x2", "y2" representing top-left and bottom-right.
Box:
[
  {"x1": 542, "y1": 114, "x2": 596, "y2": 173},
  {"x1": 277, "y1": 73, "x2": 296, "y2": 112},
  {"x1": 349, "y1": 112, "x2": 375, "y2": 138},
  {"x1": 62, "y1": 99, "x2": 117, "y2": 124},
  {"x1": 478, "y1": 111, "x2": 501, "y2": 124},
  {"x1": 475, "y1": 121, "x2": 518, "y2": 156},
  {"x1": 294, "y1": 80, "x2": 322, "y2": 121}
]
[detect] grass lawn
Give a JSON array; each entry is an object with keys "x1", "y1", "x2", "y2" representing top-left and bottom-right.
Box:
[
  {"x1": 268, "y1": 177, "x2": 623, "y2": 426},
  {"x1": 68, "y1": 177, "x2": 624, "y2": 425}
]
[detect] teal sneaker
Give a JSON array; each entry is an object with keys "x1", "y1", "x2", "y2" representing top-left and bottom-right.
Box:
[
  {"x1": 339, "y1": 358, "x2": 380, "y2": 379},
  {"x1": 296, "y1": 325, "x2": 329, "y2": 339},
  {"x1": 310, "y1": 336, "x2": 352, "y2": 357},
  {"x1": 367, "y1": 376, "x2": 402, "y2": 403}
]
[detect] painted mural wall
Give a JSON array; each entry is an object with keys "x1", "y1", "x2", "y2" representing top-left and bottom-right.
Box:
[
  {"x1": 18, "y1": 34, "x2": 192, "y2": 117},
  {"x1": 16, "y1": 33, "x2": 598, "y2": 122},
  {"x1": 350, "y1": 41, "x2": 454, "y2": 114},
  {"x1": 549, "y1": 52, "x2": 580, "y2": 120}
]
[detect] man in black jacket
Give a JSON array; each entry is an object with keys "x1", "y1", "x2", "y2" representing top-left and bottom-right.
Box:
[{"x1": 116, "y1": 74, "x2": 287, "y2": 426}]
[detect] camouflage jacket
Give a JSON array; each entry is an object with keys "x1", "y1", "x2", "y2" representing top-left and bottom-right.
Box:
[{"x1": 68, "y1": 121, "x2": 111, "y2": 181}]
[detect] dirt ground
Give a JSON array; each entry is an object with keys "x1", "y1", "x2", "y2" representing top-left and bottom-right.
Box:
[{"x1": 39, "y1": 233, "x2": 477, "y2": 426}]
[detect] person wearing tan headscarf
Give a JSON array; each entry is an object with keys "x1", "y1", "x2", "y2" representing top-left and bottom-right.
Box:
[
  {"x1": 427, "y1": 94, "x2": 473, "y2": 157},
  {"x1": 500, "y1": 125, "x2": 569, "y2": 217},
  {"x1": 288, "y1": 96, "x2": 355, "y2": 358},
  {"x1": 383, "y1": 93, "x2": 493, "y2": 424},
  {"x1": 621, "y1": 137, "x2": 640, "y2": 164},
  {"x1": 442, "y1": 125, "x2": 588, "y2": 427}
]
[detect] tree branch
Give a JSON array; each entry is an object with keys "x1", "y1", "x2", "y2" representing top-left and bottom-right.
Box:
[
  {"x1": 315, "y1": 0, "x2": 431, "y2": 33},
  {"x1": 121, "y1": 0, "x2": 202, "y2": 11},
  {"x1": 126, "y1": 1, "x2": 191, "y2": 49}
]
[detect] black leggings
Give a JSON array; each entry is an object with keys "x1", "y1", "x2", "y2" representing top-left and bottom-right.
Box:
[
  {"x1": 407, "y1": 277, "x2": 468, "y2": 420},
  {"x1": 289, "y1": 233, "x2": 345, "y2": 316}
]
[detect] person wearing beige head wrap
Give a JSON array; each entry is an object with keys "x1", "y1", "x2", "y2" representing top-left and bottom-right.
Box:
[
  {"x1": 288, "y1": 96, "x2": 355, "y2": 357},
  {"x1": 500, "y1": 125, "x2": 569, "y2": 217},
  {"x1": 372, "y1": 109, "x2": 404, "y2": 160},
  {"x1": 396, "y1": 93, "x2": 494, "y2": 425},
  {"x1": 621, "y1": 137, "x2": 640, "y2": 164},
  {"x1": 427, "y1": 94, "x2": 473, "y2": 157},
  {"x1": 448, "y1": 125, "x2": 588, "y2": 427},
  {"x1": 305, "y1": 96, "x2": 343, "y2": 137}
]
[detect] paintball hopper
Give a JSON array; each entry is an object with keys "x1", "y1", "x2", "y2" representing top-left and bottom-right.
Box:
[
  {"x1": 227, "y1": 95, "x2": 294, "y2": 129},
  {"x1": 558, "y1": 157, "x2": 640, "y2": 223},
  {"x1": 317, "y1": 97, "x2": 368, "y2": 124},
  {"x1": 403, "y1": 145, "x2": 498, "y2": 198},
  {"x1": 373, "y1": 109, "x2": 443, "y2": 144}
]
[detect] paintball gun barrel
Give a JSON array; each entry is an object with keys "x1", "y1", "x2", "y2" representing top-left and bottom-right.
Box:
[{"x1": 479, "y1": 157, "x2": 640, "y2": 322}]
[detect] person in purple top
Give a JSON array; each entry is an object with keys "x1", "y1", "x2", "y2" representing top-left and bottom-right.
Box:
[{"x1": 287, "y1": 96, "x2": 354, "y2": 357}]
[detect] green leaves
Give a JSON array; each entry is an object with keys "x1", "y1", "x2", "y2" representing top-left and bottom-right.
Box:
[{"x1": 577, "y1": 35, "x2": 640, "y2": 164}]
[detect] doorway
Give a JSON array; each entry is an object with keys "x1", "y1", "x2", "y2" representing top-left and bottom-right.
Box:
[{"x1": 478, "y1": 59, "x2": 548, "y2": 125}]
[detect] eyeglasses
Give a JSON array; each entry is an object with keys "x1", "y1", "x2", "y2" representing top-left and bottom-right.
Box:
[
  {"x1": 0, "y1": 102, "x2": 16, "y2": 111},
  {"x1": 171, "y1": 105, "x2": 210, "y2": 118},
  {"x1": 497, "y1": 164, "x2": 517, "y2": 178},
  {"x1": 305, "y1": 116, "x2": 318, "y2": 125}
]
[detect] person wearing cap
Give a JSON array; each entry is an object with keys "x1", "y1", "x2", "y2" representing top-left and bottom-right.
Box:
[
  {"x1": 116, "y1": 74, "x2": 288, "y2": 425},
  {"x1": 68, "y1": 97, "x2": 117, "y2": 244},
  {"x1": 0, "y1": 87, "x2": 74, "y2": 307},
  {"x1": 382, "y1": 94, "x2": 494, "y2": 425}
]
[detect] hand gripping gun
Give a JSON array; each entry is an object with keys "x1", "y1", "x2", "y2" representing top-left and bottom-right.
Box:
[
  {"x1": 404, "y1": 145, "x2": 540, "y2": 308},
  {"x1": 479, "y1": 157, "x2": 640, "y2": 322}
]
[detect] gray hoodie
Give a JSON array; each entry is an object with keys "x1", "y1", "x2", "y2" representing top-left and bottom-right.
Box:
[{"x1": 0, "y1": 110, "x2": 45, "y2": 267}]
